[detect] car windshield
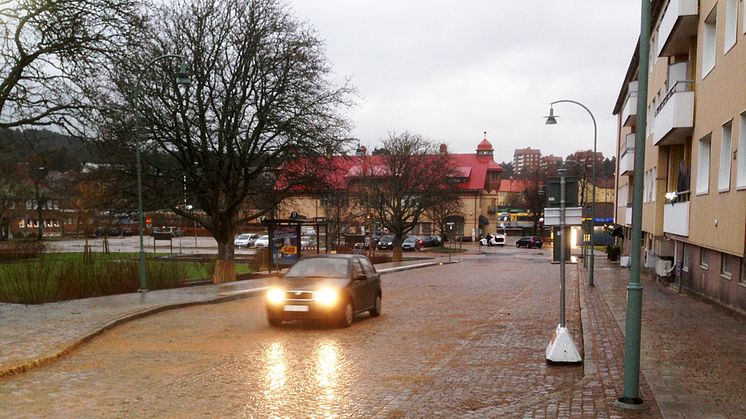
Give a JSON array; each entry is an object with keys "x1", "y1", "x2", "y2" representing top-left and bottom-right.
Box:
[
  {"x1": 404, "y1": 237, "x2": 417, "y2": 243},
  {"x1": 284, "y1": 258, "x2": 348, "y2": 279},
  {"x1": 237, "y1": 234, "x2": 250, "y2": 239}
]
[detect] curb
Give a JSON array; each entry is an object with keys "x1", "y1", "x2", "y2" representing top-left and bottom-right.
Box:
[{"x1": 1, "y1": 260, "x2": 448, "y2": 378}]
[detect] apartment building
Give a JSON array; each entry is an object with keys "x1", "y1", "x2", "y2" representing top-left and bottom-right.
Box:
[
  {"x1": 513, "y1": 147, "x2": 542, "y2": 175},
  {"x1": 613, "y1": 0, "x2": 746, "y2": 312}
]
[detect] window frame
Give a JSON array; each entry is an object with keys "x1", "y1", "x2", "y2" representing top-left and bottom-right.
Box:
[
  {"x1": 718, "y1": 120, "x2": 733, "y2": 192},
  {"x1": 724, "y1": 0, "x2": 738, "y2": 53},
  {"x1": 702, "y1": 6, "x2": 718, "y2": 77},
  {"x1": 721, "y1": 254, "x2": 732, "y2": 279},
  {"x1": 737, "y1": 112, "x2": 746, "y2": 189},
  {"x1": 700, "y1": 248, "x2": 709, "y2": 270},
  {"x1": 696, "y1": 134, "x2": 712, "y2": 195}
]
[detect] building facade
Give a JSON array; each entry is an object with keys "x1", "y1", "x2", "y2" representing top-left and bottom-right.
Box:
[
  {"x1": 279, "y1": 136, "x2": 534, "y2": 241},
  {"x1": 613, "y1": 0, "x2": 746, "y2": 312},
  {"x1": 513, "y1": 147, "x2": 542, "y2": 176}
]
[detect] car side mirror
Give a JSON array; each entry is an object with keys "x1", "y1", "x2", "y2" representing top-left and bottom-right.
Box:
[{"x1": 355, "y1": 273, "x2": 367, "y2": 281}]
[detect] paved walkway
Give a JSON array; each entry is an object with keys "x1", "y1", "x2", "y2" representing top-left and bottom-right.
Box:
[{"x1": 582, "y1": 256, "x2": 746, "y2": 418}]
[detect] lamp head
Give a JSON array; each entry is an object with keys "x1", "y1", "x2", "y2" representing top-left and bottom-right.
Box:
[
  {"x1": 544, "y1": 106, "x2": 558, "y2": 125},
  {"x1": 176, "y1": 63, "x2": 191, "y2": 86}
]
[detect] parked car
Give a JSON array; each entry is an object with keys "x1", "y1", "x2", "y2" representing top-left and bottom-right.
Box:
[
  {"x1": 234, "y1": 233, "x2": 259, "y2": 248},
  {"x1": 480, "y1": 234, "x2": 506, "y2": 247},
  {"x1": 265, "y1": 254, "x2": 382, "y2": 327},
  {"x1": 377, "y1": 235, "x2": 395, "y2": 250},
  {"x1": 515, "y1": 236, "x2": 543, "y2": 249},
  {"x1": 254, "y1": 235, "x2": 270, "y2": 248},
  {"x1": 401, "y1": 236, "x2": 423, "y2": 251},
  {"x1": 421, "y1": 235, "x2": 440, "y2": 247},
  {"x1": 300, "y1": 235, "x2": 313, "y2": 248}
]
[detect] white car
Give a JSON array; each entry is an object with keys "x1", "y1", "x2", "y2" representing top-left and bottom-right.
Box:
[
  {"x1": 234, "y1": 233, "x2": 259, "y2": 248},
  {"x1": 254, "y1": 235, "x2": 270, "y2": 248},
  {"x1": 480, "y1": 234, "x2": 506, "y2": 247}
]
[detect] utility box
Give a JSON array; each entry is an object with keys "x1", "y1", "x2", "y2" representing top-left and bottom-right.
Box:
[
  {"x1": 552, "y1": 226, "x2": 572, "y2": 262},
  {"x1": 546, "y1": 176, "x2": 579, "y2": 207}
]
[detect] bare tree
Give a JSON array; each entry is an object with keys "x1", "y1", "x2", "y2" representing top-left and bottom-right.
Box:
[
  {"x1": 101, "y1": 0, "x2": 352, "y2": 282},
  {"x1": 0, "y1": 0, "x2": 145, "y2": 129},
  {"x1": 354, "y1": 132, "x2": 457, "y2": 261},
  {"x1": 424, "y1": 192, "x2": 462, "y2": 244}
]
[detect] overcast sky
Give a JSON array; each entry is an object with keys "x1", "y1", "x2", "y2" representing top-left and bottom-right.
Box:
[{"x1": 289, "y1": 1, "x2": 641, "y2": 163}]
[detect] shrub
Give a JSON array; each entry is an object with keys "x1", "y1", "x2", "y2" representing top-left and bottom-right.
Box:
[{"x1": 0, "y1": 240, "x2": 46, "y2": 261}]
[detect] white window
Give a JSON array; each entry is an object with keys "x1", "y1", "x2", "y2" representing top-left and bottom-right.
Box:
[
  {"x1": 721, "y1": 254, "x2": 732, "y2": 279},
  {"x1": 725, "y1": 0, "x2": 738, "y2": 53},
  {"x1": 700, "y1": 248, "x2": 709, "y2": 269},
  {"x1": 738, "y1": 112, "x2": 746, "y2": 189},
  {"x1": 697, "y1": 135, "x2": 712, "y2": 194},
  {"x1": 718, "y1": 121, "x2": 733, "y2": 192},
  {"x1": 702, "y1": 7, "x2": 717, "y2": 76},
  {"x1": 643, "y1": 168, "x2": 657, "y2": 203}
]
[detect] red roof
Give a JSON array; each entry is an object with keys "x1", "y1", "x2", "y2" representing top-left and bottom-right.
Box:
[
  {"x1": 498, "y1": 179, "x2": 530, "y2": 193},
  {"x1": 448, "y1": 153, "x2": 502, "y2": 191},
  {"x1": 477, "y1": 139, "x2": 493, "y2": 151},
  {"x1": 280, "y1": 143, "x2": 503, "y2": 192}
]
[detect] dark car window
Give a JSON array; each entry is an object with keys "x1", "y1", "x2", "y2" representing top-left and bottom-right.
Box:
[
  {"x1": 285, "y1": 258, "x2": 349, "y2": 278},
  {"x1": 359, "y1": 257, "x2": 376, "y2": 275},
  {"x1": 351, "y1": 260, "x2": 364, "y2": 277}
]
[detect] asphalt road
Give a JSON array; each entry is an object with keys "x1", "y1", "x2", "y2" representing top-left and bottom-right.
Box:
[{"x1": 0, "y1": 247, "x2": 583, "y2": 417}]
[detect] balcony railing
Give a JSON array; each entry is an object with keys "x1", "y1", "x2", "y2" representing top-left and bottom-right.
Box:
[
  {"x1": 654, "y1": 80, "x2": 694, "y2": 146},
  {"x1": 657, "y1": 0, "x2": 699, "y2": 57},
  {"x1": 622, "y1": 91, "x2": 638, "y2": 127},
  {"x1": 619, "y1": 137, "x2": 635, "y2": 176}
]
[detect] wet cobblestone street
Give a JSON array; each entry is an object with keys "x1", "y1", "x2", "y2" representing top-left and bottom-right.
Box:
[{"x1": 0, "y1": 248, "x2": 586, "y2": 417}]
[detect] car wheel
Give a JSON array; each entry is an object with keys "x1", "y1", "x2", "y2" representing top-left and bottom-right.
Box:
[
  {"x1": 267, "y1": 316, "x2": 282, "y2": 327},
  {"x1": 369, "y1": 292, "x2": 382, "y2": 317},
  {"x1": 340, "y1": 299, "x2": 354, "y2": 327}
]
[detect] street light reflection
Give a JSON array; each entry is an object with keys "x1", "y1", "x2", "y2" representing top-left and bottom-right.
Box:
[
  {"x1": 265, "y1": 342, "x2": 286, "y2": 391},
  {"x1": 316, "y1": 340, "x2": 339, "y2": 412}
]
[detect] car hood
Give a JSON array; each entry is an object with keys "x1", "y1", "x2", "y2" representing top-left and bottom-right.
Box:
[{"x1": 271, "y1": 276, "x2": 350, "y2": 290}]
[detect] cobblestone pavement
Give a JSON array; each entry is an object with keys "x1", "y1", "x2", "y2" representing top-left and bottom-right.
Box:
[
  {"x1": 0, "y1": 247, "x2": 611, "y2": 417},
  {"x1": 585, "y1": 258, "x2": 746, "y2": 418}
]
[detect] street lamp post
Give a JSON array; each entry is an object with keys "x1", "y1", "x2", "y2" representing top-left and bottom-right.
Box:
[
  {"x1": 133, "y1": 54, "x2": 190, "y2": 292},
  {"x1": 545, "y1": 100, "x2": 597, "y2": 287},
  {"x1": 616, "y1": 0, "x2": 650, "y2": 409}
]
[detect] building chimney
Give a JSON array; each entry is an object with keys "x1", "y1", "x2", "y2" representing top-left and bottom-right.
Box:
[{"x1": 439, "y1": 143, "x2": 447, "y2": 156}]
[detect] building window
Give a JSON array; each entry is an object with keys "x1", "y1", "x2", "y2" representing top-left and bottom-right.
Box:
[
  {"x1": 682, "y1": 244, "x2": 690, "y2": 272},
  {"x1": 719, "y1": 121, "x2": 733, "y2": 192},
  {"x1": 737, "y1": 112, "x2": 746, "y2": 189},
  {"x1": 700, "y1": 248, "x2": 709, "y2": 270},
  {"x1": 725, "y1": 0, "x2": 738, "y2": 53},
  {"x1": 721, "y1": 254, "x2": 732, "y2": 279},
  {"x1": 696, "y1": 135, "x2": 712, "y2": 194},
  {"x1": 702, "y1": 6, "x2": 717, "y2": 76}
]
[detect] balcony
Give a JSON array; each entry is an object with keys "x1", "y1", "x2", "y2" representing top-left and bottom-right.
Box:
[
  {"x1": 622, "y1": 81, "x2": 638, "y2": 127},
  {"x1": 657, "y1": 0, "x2": 699, "y2": 57},
  {"x1": 619, "y1": 133, "x2": 635, "y2": 175},
  {"x1": 663, "y1": 199, "x2": 689, "y2": 236},
  {"x1": 654, "y1": 80, "x2": 694, "y2": 146}
]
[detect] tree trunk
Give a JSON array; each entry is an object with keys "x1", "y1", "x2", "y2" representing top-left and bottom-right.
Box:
[
  {"x1": 212, "y1": 217, "x2": 236, "y2": 283},
  {"x1": 392, "y1": 234, "x2": 404, "y2": 262}
]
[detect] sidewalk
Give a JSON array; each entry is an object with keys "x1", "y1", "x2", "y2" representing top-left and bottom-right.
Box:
[
  {"x1": 0, "y1": 258, "x2": 444, "y2": 378},
  {"x1": 579, "y1": 254, "x2": 746, "y2": 417}
]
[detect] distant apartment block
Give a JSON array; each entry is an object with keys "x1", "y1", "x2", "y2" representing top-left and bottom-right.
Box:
[
  {"x1": 513, "y1": 147, "x2": 542, "y2": 175},
  {"x1": 612, "y1": 0, "x2": 746, "y2": 313}
]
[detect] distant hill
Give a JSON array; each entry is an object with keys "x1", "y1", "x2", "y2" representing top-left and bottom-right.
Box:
[{"x1": 0, "y1": 128, "x2": 98, "y2": 172}]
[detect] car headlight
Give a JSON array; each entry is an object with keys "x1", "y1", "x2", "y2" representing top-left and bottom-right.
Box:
[
  {"x1": 267, "y1": 288, "x2": 285, "y2": 305},
  {"x1": 314, "y1": 288, "x2": 339, "y2": 306}
]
